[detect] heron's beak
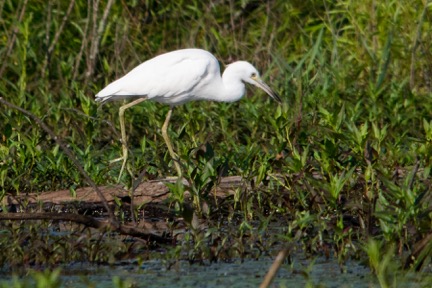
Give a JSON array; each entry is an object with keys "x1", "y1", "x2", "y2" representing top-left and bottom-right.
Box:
[{"x1": 251, "y1": 76, "x2": 282, "y2": 104}]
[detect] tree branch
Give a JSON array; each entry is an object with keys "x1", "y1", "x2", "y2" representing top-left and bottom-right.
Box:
[{"x1": 0, "y1": 212, "x2": 171, "y2": 243}]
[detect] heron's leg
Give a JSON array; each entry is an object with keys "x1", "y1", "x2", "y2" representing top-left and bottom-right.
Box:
[
  {"x1": 113, "y1": 98, "x2": 147, "y2": 182},
  {"x1": 161, "y1": 107, "x2": 182, "y2": 177}
]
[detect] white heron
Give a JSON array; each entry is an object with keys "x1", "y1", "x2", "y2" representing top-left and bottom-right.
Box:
[{"x1": 96, "y1": 48, "x2": 281, "y2": 181}]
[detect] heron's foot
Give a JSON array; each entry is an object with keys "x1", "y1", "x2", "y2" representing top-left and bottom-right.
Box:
[
  {"x1": 117, "y1": 156, "x2": 128, "y2": 183},
  {"x1": 108, "y1": 156, "x2": 127, "y2": 180},
  {"x1": 110, "y1": 147, "x2": 128, "y2": 182},
  {"x1": 171, "y1": 156, "x2": 182, "y2": 179},
  {"x1": 110, "y1": 156, "x2": 124, "y2": 164}
]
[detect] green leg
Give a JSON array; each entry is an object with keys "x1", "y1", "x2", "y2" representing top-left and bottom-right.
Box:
[
  {"x1": 113, "y1": 98, "x2": 147, "y2": 182},
  {"x1": 161, "y1": 107, "x2": 182, "y2": 178}
]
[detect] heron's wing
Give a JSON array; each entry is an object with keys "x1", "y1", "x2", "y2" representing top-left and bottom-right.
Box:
[{"x1": 96, "y1": 50, "x2": 219, "y2": 104}]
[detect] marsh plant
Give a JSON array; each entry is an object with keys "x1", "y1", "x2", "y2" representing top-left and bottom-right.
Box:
[{"x1": 1, "y1": 0, "x2": 432, "y2": 283}]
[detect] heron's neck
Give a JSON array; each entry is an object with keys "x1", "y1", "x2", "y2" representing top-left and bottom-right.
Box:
[{"x1": 215, "y1": 66, "x2": 245, "y2": 102}]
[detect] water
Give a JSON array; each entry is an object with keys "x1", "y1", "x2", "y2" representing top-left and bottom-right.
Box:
[{"x1": 2, "y1": 255, "x2": 432, "y2": 287}]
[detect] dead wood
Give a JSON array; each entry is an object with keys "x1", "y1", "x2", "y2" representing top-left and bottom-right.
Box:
[{"x1": 0, "y1": 212, "x2": 171, "y2": 244}]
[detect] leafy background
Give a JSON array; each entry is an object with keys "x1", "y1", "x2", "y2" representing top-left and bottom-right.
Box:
[{"x1": 1, "y1": 0, "x2": 432, "y2": 279}]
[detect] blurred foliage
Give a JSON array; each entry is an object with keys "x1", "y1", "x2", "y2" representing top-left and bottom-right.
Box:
[{"x1": 1, "y1": 0, "x2": 432, "y2": 276}]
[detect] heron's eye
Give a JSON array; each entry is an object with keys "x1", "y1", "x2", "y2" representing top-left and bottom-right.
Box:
[{"x1": 251, "y1": 72, "x2": 257, "y2": 78}]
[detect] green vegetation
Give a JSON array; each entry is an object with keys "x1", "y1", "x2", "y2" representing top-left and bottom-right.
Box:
[{"x1": 1, "y1": 0, "x2": 432, "y2": 285}]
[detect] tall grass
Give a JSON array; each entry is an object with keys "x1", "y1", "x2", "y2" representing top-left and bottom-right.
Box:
[{"x1": 0, "y1": 0, "x2": 431, "y2": 274}]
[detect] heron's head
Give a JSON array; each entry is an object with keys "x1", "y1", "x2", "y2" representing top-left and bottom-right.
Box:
[{"x1": 229, "y1": 61, "x2": 281, "y2": 104}]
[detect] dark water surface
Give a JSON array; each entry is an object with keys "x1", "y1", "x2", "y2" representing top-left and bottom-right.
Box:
[
  {"x1": 4, "y1": 256, "x2": 429, "y2": 288},
  {"x1": 55, "y1": 259, "x2": 371, "y2": 287}
]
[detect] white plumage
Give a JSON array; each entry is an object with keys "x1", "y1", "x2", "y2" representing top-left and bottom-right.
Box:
[{"x1": 96, "y1": 48, "x2": 281, "y2": 180}]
